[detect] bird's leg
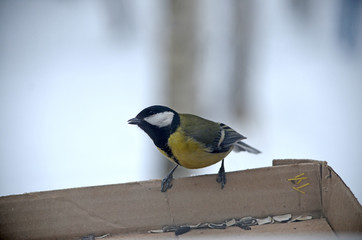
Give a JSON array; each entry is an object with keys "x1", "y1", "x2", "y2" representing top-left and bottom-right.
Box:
[
  {"x1": 161, "y1": 164, "x2": 179, "y2": 192},
  {"x1": 216, "y1": 159, "x2": 226, "y2": 189}
]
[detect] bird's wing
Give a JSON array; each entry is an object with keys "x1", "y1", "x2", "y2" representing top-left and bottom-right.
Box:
[
  {"x1": 217, "y1": 123, "x2": 246, "y2": 149},
  {"x1": 179, "y1": 114, "x2": 220, "y2": 148},
  {"x1": 179, "y1": 114, "x2": 247, "y2": 153}
]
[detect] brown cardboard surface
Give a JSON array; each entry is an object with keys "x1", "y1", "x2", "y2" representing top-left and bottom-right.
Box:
[
  {"x1": 166, "y1": 162, "x2": 322, "y2": 223},
  {"x1": 321, "y1": 165, "x2": 362, "y2": 232},
  {"x1": 0, "y1": 160, "x2": 361, "y2": 240}
]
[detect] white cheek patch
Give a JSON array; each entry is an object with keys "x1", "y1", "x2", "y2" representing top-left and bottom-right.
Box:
[{"x1": 144, "y1": 111, "x2": 174, "y2": 128}]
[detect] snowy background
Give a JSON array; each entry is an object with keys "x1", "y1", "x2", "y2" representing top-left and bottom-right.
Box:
[{"x1": 1, "y1": 0, "x2": 361, "y2": 203}]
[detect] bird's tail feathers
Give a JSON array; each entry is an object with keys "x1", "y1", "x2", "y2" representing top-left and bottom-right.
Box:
[{"x1": 233, "y1": 141, "x2": 261, "y2": 154}]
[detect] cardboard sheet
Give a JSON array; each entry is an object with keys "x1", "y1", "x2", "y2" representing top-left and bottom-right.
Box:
[{"x1": 0, "y1": 160, "x2": 361, "y2": 240}]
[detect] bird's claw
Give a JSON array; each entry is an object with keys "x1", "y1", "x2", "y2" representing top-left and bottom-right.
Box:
[
  {"x1": 161, "y1": 165, "x2": 179, "y2": 192},
  {"x1": 161, "y1": 175, "x2": 173, "y2": 192},
  {"x1": 216, "y1": 171, "x2": 226, "y2": 189},
  {"x1": 216, "y1": 160, "x2": 226, "y2": 189}
]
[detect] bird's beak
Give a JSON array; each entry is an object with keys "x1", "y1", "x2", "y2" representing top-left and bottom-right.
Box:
[{"x1": 128, "y1": 118, "x2": 142, "y2": 125}]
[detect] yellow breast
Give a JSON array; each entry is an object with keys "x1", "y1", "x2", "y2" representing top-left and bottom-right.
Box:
[{"x1": 166, "y1": 129, "x2": 232, "y2": 169}]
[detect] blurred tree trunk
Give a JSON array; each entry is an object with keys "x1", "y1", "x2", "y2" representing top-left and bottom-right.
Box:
[
  {"x1": 167, "y1": 0, "x2": 197, "y2": 113},
  {"x1": 162, "y1": 0, "x2": 254, "y2": 178},
  {"x1": 163, "y1": 0, "x2": 199, "y2": 178},
  {"x1": 230, "y1": 0, "x2": 254, "y2": 119}
]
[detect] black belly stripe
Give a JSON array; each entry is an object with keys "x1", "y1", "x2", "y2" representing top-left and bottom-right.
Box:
[{"x1": 161, "y1": 145, "x2": 180, "y2": 165}]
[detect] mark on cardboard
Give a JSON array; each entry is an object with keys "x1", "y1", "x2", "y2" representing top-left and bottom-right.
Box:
[{"x1": 288, "y1": 173, "x2": 310, "y2": 194}]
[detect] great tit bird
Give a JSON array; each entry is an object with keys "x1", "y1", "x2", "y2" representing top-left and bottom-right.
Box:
[{"x1": 128, "y1": 105, "x2": 260, "y2": 192}]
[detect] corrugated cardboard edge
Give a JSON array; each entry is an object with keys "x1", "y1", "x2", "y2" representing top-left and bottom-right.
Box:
[{"x1": 272, "y1": 159, "x2": 327, "y2": 166}]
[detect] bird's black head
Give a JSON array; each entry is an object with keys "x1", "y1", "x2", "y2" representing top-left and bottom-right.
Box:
[{"x1": 128, "y1": 105, "x2": 180, "y2": 148}]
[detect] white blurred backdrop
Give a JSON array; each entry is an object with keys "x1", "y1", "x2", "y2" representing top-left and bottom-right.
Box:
[{"x1": 0, "y1": 0, "x2": 361, "y2": 203}]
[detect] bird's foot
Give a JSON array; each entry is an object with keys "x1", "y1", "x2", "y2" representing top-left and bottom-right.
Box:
[
  {"x1": 161, "y1": 175, "x2": 173, "y2": 192},
  {"x1": 216, "y1": 159, "x2": 226, "y2": 189},
  {"x1": 161, "y1": 165, "x2": 179, "y2": 192}
]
